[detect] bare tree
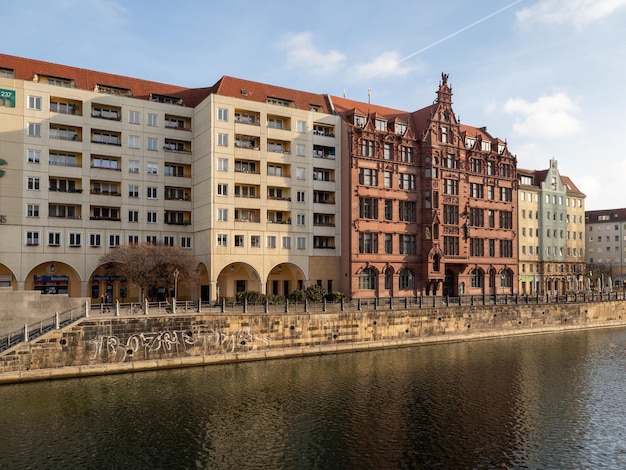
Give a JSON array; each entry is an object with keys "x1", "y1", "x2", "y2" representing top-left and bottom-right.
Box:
[{"x1": 99, "y1": 243, "x2": 199, "y2": 300}]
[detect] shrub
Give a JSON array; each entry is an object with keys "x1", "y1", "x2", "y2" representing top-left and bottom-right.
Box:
[{"x1": 305, "y1": 285, "x2": 327, "y2": 303}]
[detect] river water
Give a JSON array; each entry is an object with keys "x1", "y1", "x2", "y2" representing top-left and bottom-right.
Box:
[{"x1": 0, "y1": 327, "x2": 625, "y2": 469}]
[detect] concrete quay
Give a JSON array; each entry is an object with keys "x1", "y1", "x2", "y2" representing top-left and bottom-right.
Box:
[{"x1": 1, "y1": 300, "x2": 625, "y2": 384}]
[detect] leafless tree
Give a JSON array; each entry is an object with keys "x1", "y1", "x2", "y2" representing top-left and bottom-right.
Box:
[{"x1": 99, "y1": 243, "x2": 199, "y2": 300}]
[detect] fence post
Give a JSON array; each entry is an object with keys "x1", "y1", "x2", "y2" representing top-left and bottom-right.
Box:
[
  {"x1": 244, "y1": 298, "x2": 248, "y2": 314},
  {"x1": 198, "y1": 299, "x2": 202, "y2": 313},
  {"x1": 341, "y1": 297, "x2": 345, "y2": 312},
  {"x1": 419, "y1": 296, "x2": 423, "y2": 308},
  {"x1": 405, "y1": 297, "x2": 408, "y2": 309},
  {"x1": 323, "y1": 298, "x2": 327, "y2": 312},
  {"x1": 116, "y1": 300, "x2": 120, "y2": 316},
  {"x1": 55, "y1": 312, "x2": 60, "y2": 329},
  {"x1": 285, "y1": 299, "x2": 289, "y2": 313},
  {"x1": 358, "y1": 298, "x2": 362, "y2": 311},
  {"x1": 389, "y1": 296, "x2": 393, "y2": 310},
  {"x1": 221, "y1": 298, "x2": 225, "y2": 313},
  {"x1": 305, "y1": 298, "x2": 309, "y2": 313},
  {"x1": 374, "y1": 298, "x2": 378, "y2": 310},
  {"x1": 24, "y1": 323, "x2": 28, "y2": 343},
  {"x1": 85, "y1": 301, "x2": 90, "y2": 318},
  {"x1": 264, "y1": 299, "x2": 269, "y2": 313}
]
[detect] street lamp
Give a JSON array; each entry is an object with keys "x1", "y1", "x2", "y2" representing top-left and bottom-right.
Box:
[{"x1": 174, "y1": 268, "x2": 179, "y2": 313}]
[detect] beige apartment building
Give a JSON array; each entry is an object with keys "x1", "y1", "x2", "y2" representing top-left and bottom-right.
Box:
[
  {"x1": 0, "y1": 54, "x2": 341, "y2": 302},
  {"x1": 517, "y1": 160, "x2": 585, "y2": 295}
]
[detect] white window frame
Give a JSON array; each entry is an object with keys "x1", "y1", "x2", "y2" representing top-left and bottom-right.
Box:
[
  {"x1": 27, "y1": 149, "x2": 41, "y2": 163},
  {"x1": 48, "y1": 231, "x2": 61, "y2": 246},
  {"x1": 27, "y1": 122, "x2": 41, "y2": 137},
  {"x1": 68, "y1": 232, "x2": 82, "y2": 247},
  {"x1": 128, "y1": 110, "x2": 140, "y2": 124},
  {"x1": 89, "y1": 233, "x2": 102, "y2": 247},
  {"x1": 218, "y1": 133, "x2": 228, "y2": 146},
  {"x1": 147, "y1": 113, "x2": 158, "y2": 127},
  {"x1": 27, "y1": 96, "x2": 42, "y2": 110},
  {"x1": 128, "y1": 135, "x2": 141, "y2": 149}
]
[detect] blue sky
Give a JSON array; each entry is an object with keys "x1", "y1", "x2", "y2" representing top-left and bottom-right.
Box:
[{"x1": 4, "y1": 0, "x2": 626, "y2": 210}]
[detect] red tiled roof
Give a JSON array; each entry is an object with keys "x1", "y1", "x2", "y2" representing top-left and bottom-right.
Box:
[
  {"x1": 215, "y1": 76, "x2": 332, "y2": 113},
  {"x1": 585, "y1": 208, "x2": 626, "y2": 222},
  {"x1": 0, "y1": 53, "x2": 212, "y2": 107}
]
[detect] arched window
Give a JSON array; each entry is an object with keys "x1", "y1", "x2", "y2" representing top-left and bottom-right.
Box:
[
  {"x1": 359, "y1": 268, "x2": 376, "y2": 290},
  {"x1": 399, "y1": 268, "x2": 414, "y2": 290},
  {"x1": 384, "y1": 267, "x2": 393, "y2": 290},
  {"x1": 471, "y1": 268, "x2": 484, "y2": 288},
  {"x1": 433, "y1": 254, "x2": 440, "y2": 272},
  {"x1": 500, "y1": 269, "x2": 512, "y2": 287}
]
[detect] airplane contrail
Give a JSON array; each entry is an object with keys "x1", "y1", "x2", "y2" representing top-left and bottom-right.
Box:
[{"x1": 365, "y1": 0, "x2": 525, "y2": 79}]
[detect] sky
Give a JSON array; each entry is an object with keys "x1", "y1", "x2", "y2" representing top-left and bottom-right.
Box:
[{"x1": 3, "y1": 0, "x2": 626, "y2": 210}]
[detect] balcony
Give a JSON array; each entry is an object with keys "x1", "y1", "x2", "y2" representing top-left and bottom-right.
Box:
[
  {"x1": 235, "y1": 135, "x2": 260, "y2": 151},
  {"x1": 234, "y1": 110, "x2": 260, "y2": 126},
  {"x1": 313, "y1": 145, "x2": 336, "y2": 160},
  {"x1": 313, "y1": 124, "x2": 335, "y2": 138},
  {"x1": 50, "y1": 98, "x2": 82, "y2": 116},
  {"x1": 50, "y1": 125, "x2": 81, "y2": 142},
  {"x1": 234, "y1": 209, "x2": 260, "y2": 223},
  {"x1": 164, "y1": 114, "x2": 191, "y2": 131},
  {"x1": 91, "y1": 105, "x2": 121, "y2": 121},
  {"x1": 91, "y1": 131, "x2": 121, "y2": 146},
  {"x1": 163, "y1": 139, "x2": 192, "y2": 155}
]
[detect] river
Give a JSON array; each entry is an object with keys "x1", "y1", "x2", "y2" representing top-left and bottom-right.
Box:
[{"x1": 0, "y1": 327, "x2": 624, "y2": 469}]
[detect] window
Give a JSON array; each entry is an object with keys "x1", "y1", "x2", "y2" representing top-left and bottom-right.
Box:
[
  {"x1": 297, "y1": 236, "x2": 307, "y2": 249},
  {"x1": 359, "y1": 168, "x2": 378, "y2": 186},
  {"x1": 89, "y1": 233, "x2": 101, "y2": 247},
  {"x1": 385, "y1": 199, "x2": 393, "y2": 220},
  {"x1": 296, "y1": 167, "x2": 306, "y2": 180},
  {"x1": 359, "y1": 268, "x2": 376, "y2": 290},
  {"x1": 217, "y1": 158, "x2": 228, "y2": 171},
  {"x1": 68, "y1": 232, "x2": 82, "y2": 247},
  {"x1": 147, "y1": 163, "x2": 158, "y2": 175},
  {"x1": 398, "y1": 174, "x2": 415, "y2": 190},
  {"x1": 147, "y1": 113, "x2": 158, "y2": 127},
  {"x1": 384, "y1": 144, "x2": 391, "y2": 160},
  {"x1": 128, "y1": 160, "x2": 140, "y2": 174},
  {"x1": 26, "y1": 231, "x2": 40, "y2": 246},
  {"x1": 218, "y1": 133, "x2": 228, "y2": 146},
  {"x1": 234, "y1": 235, "x2": 244, "y2": 247},
  {"x1": 470, "y1": 208, "x2": 484, "y2": 227},
  {"x1": 399, "y1": 201, "x2": 416, "y2": 222},
  {"x1": 500, "y1": 269, "x2": 513, "y2": 287},
  {"x1": 361, "y1": 140, "x2": 374, "y2": 157},
  {"x1": 217, "y1": 108, "x2": 228, "y2": 121},
  {"x1": 163, "y1": 236, "x2": 175, "y2": 247},
  {"x1": 297, "y1": 214, "x2": 306, "y2": 226},
  {"x1": 359, "y1": 197, "x2": 378, "y2": 219},
  {"x1": 128, "y1": 210, "x2": 139, "y2": 222},
  {"x1": 147, "y1": 211, "x2": 157, "y2": 223},
  {"x1": 444, "y1": 236, "x2": 459, "y2": 255},
  {"x1": 401, "y1": 146, "x2": 413, "y2": 162},
  {"x1": 282, "y1": 236, "x2": 292, "y2": 249},
  {"x1": 27, "y1": 204, "x2": 39, "y2": 217},
  {"x1": 399, "y1": 269, "x2": 414, "y2": 290},
  {"x1": 500, "y1": 240, "x2": 513, "y2": 257},
  {"x1": 470, "y1": 183, "x2": 484, "y2": 199},
  {"x1": 471, "y1": 269, "x2": 484, "y2": 288},
  {"x1": 108, "y1": 234, "x2": 121, "y2": 247},
  {"x1": 27, "y1": 122, "x2": 41, "y2": 137},
  {"x1": 127, "y1": 235, "x2": 139, "y2": 245},
  {"x1": 297, "y1": 120, "x2": 306, "y2": 132},
  {"x1": 147, "y1": 137, "x2": 158, "y2": 151},
  {"x1": 217, "y1": 234, "x2": 228, "y2": 247},
  {"x1": 443, "y1": 179, "x2": 459, "y2": 195},
  {"x1": 267, "y1": 236, "x2": 276, "y2": 248},
  {"x1": 128, "y1": 135, "x2": 140, "y2": 149},
  {"x1": 27, "y1": 177, "x2": 40, "y2": 190},
  {"x1": 27, "y1": 149, "x2": 41, "y2": 163},
  {"x1": 470, "y1": 238, "x2": 484, "y2": 256},
  {"x1": 128, "y1": 110, "x2": 140, "y2": 124},
  {"x1": 147, "y1": 187, "x2": 158, "y2": 199},
  {"x1": 145, "y1": 235, "x2": 157, "y2": 245},
  {"x1": 28, "y1": 96, "x2": 42, "y2": 110},
  {"x1": 128, "y1": 185, "x2": 139, "y2": 198},
  {"x1": 217, "y1": 208, "x2": 228, "y2": 221},
  {"x1": 297, "y1": 191, "x2": 306, "y2": 202},
  {"x1": 217, "y1": 184, "x2": 228, "y2": 196},
  {"x1": 500, "y1": 187, "x2": 512, "y2": 202},
  {"x1": 251, "y1": 235, "x2": 261, "y2": 248},
  {"x1": 443, "y1": 205, "x2": 459, "y2": 225},
  {"x1": 181, "y1": 237, "x2": 192, "y2": 249},
  {"x1": 384, "y1": 234, "x2": 393, "y2": 254},
  {"x1": 48, "y1": 232, "x2": 61, "y2": 246},
  {"x1": 359, "y1": 232, "x2": 378, "y2": 253},
  {"x1": 399, "y1": 234, "x2": 416, "y2": 255},
  {"x1": 296, "y1": 144, "x2": 306, "y2": 157},
  {"x1": 499, "y1": 211, "x2": 513, "y2": 229}
]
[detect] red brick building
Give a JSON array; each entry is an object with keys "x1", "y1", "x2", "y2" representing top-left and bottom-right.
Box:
[{"x1": 331, "y1": 74, "x2": 518, "y2": 298}]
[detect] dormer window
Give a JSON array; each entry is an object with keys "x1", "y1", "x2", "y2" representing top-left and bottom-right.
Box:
[
  {"x1": 481, "y1": 140, "x2": 491, "y2": 151},
  {"x1": 33, "y1": 73, "x2": 74, "y2": 88},
  {"x1": 441, "y1": 126, "x2": 448, "y2": 143},
  {"x1": 95, "y1": 84, "x2": 133, "y2": 97},
  {"x1": 0, "y1": 67, "x2": 14, "y2": 78},
  {"x1": 465, "y1": 137, "x2": 475, "y2": 148},
  {"x1": 150, "y1": 93, "x2": 183, "y2": 106},
  {"x1": 266, "y1": 97, "x2": 294, "y2": 108},
  {"x1": 395, "y1": 123, "x2": 407, "y2": 135},
  {"x1": 498, "y1": 143, "x2": 506, "y2": 154},
  {"x1": 355, "y1": 115, "x2": 366, "y2": 128},
  {"x1": 375, "y1": 119, "x2": 387, "y2": 132}
]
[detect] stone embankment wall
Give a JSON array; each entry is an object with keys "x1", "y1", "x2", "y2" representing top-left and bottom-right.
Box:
[{"x1": 1, "y1": 300, "x2": 625, "y2": 384}]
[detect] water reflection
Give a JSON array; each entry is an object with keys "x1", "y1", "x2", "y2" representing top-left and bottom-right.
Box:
[{"x1": 0, "y1": 328, "x2": 624, "y2": 469}]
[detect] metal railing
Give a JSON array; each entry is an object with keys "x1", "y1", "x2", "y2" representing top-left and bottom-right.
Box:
[
  {"x1": 0, "y1": 303, "x2": 88, "y2": 353},
  {"x1": 4, "y1": 291, "x2": 624, "y2": 353}
]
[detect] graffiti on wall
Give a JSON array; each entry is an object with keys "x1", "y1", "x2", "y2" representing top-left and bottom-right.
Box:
[{"x1": 91, "y1": 328, "x2": 271, "y2": 362}]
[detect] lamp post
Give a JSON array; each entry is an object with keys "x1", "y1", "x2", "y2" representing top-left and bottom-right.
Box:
[{"x1": 174, "y1": 268, "x2": 179, "y2": 313}]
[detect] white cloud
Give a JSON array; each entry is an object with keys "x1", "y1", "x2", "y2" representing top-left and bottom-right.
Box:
[
  {"x1": 277, "y1": 32, "x2": 346, "y2": 76},
  {"x1": 503, "y1": 92, "x2": 583, "y2": 137},
  {"x1": 352, "y1": 51, "x2": 416, "y2": 79},
  {"x1": 516, "y1": 0, "x2": 626, "y2": 28}
]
